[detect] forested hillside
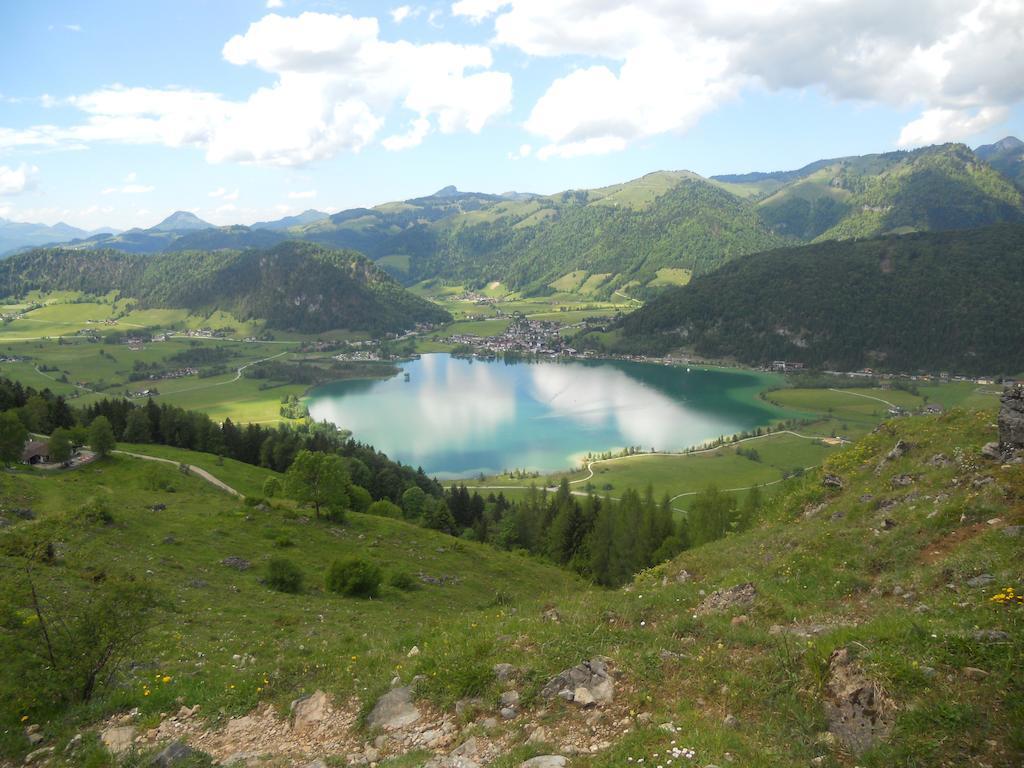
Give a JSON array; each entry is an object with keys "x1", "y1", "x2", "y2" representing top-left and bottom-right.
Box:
[
  {"x1": 612, "y1": 224, "x2": 1024, "y2": 373},
  {"x1": 0, "y1": 242, "x2": 450, "y2": 333}
]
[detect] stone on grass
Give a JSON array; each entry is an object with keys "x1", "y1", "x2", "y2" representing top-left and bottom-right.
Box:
[
  {"x1": 540, "y1": 659, "x2": 614, "y2": 707},
  {"x1": 290, "y1": 690, "x2": 330, "y2": 732},
  {"x1": 695, "y1": 583, "x2": 757, "y2": 615},
  {"x1": 100, "y1": 725, "x2": 136, "y2": 756},
  {"x1": 367, "y1": 686, "x2": 421, "y2": 730},
  {"x1": 150, "y1": 741, "x2": 195, "y2": 767}
]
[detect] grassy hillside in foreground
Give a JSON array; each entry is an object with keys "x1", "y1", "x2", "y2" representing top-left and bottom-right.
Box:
[
  {"x1": 611, "y1": 224, "x2": 1024, "y2": 374},
  {"x1": 1, "y1": 405, "x2": 1021, "y2": 767}
]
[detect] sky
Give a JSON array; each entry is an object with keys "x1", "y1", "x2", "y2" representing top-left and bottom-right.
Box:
[{"x1": 1, "y1": 0, "x2": 1022, "y2": 230}]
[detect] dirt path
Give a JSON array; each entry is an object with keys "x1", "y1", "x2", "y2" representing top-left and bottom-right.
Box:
[
  {"x1": 828, "y1": 387, "x2": 896, "y2": 408},
  {"x1": 112, "y1": 450, "x2": 242, "y2": 498}
]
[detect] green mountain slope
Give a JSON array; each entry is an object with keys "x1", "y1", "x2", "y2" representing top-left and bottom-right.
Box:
[
  {"x1": 714, "y1": 143, "x2": 1024, "y2": 241},
  {"x1": 975, "y1": 135, "x2": 1024, "y2": 190},
  {"x1": 0, "y1": 241, "x2": 450, "y2": 333},
  {"x1": 2, "y1": 397, "x2": 1020, "y2": 766},
  {"x1": 613, "y1": 224, "x2": 1024, "y2": 373},
  {"x1": 299, "y1": 172, "x2": 786, "y2": 292}
]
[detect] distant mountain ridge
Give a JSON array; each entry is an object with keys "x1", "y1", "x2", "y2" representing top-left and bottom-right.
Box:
[
  {"x1": 3, "y1": 138, "x2": 1022, "y2": 294},
  {"x1": 0, "y1": 218, "x2": 118, "y2": 257},
  {"x1": 0, "y1": 241, "x2": 450, "y2": 334}
]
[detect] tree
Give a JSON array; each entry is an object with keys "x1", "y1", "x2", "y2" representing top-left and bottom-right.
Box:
[
  {"x1": 48, "y1": 428, "x2": 74, "y2": 466},
  {"x1": 0, "y1": 411, "x2": 28, "y2": 467},
  {"x1": 401, "y1": 486, "x2": 427, "y2": 519},
  {"x1": 686, "y1": 485, "x2": 738, "y2": 547},
  {"x1": 88, "y1": 416, "x2": 116, "y2": 458},
  {"x1": 284, "y1": 450, "x2": 351, "y2": 518},
  {"x1": 122, "y1": 408, "x2": 152, "y2": 443},
  {"x1": 262, "y1": 476, "x2": 282, "y2": 498}
]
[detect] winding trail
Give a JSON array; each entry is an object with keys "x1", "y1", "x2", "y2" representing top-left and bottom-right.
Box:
[
  {"x1": 161, "y1": 351, "x2": 289, "y2": 395},
  {"x1": 112, "y1": 450, "x2": 242, "y2": 498},
  {"x1": 827, "y1": 387, "x2": 896, "y2": 408},
  {"x1": 34, "y1": 365, "x2": 98, "y2": 394}
]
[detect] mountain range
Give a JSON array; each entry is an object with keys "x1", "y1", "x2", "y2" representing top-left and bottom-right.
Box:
[{"x1": 3, "y1": 138, "x2": 1023, "y2": 299}]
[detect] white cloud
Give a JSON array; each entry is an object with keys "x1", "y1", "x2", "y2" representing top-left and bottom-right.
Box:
[
  {"x1": 391, "y1": 5, "x2": 422, "y2": 23},
  {"x1": 0, "y1": 164, "x2": 39, "y2": 195},
  {"x1": 897, "y1": 106, "x2": 1009, "y2": 148},
  {"x1": 0, "y1": 12, "x2": 512, "y2": 166},
  {"x1": 266, "y1": 0, "x2": 283, "y2": 8},
  {"x1": 65, "y1": 24, "x2": 81, "y2": 32},
  {"x1": 287, "y1": 189, "x2": 318, "y2": 199},
  {"x1": 507, "y1": 142, "x2": 532, "y2": 160},
  {"x1": 458, "y1": 0, "x2": 1024, "y2": 155},
  {"x1": 451, "y1": 0, "x2": 509, "y2": 23}
]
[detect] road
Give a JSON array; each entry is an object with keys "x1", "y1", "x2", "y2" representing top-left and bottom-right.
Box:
[{"x1": 112, "y1": 450, "x2": 243, "y2": 497}]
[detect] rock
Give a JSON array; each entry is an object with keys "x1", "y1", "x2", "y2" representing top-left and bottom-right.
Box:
[
  {"x1": 658, "y1": 649, "x2": 681, "y2": 661},
  {"x1": 730, "y1": 615, "x2": 749, "y2": 627},
  {"x1": 303, "y1": 761, "x2": 328, "y2": 768},
  {"x1": 520, "y1": 757, "x2": 568, "y2": 768},
  {"x1": 540, "y1": 659, "x2": 614, "y2": 706},
  {"x1": 891, "y1": 474, "x2": 914, "y2": 488},
  {"x1": 100, "y1": 726, "x2": 136, "y2": 756},
  {"x1": 886, "y1": 440, "x2": 911, "y2": 461},
  {"x1": 367, "y1": 686, "x2": 421, "y2": 730},
  {"x1": 928, "y1": 454, "x2": 953, "y2": 467},
  {"x1": 972, "y1": 629, "x2": 1010, "y2": 642},
  {"x1": 364, "y1": 746, "x2": 380, "y2": 763},
  {"x1": 23, "y1": 746, "x2": 54, "y2": 765},
  {"x1": 220, "y1": 556, "x2": 250, "y2": 571},
  {"x1": 493, "y1": 663, "x2": 517, "y2": 682},
  {"x1": 543, "y1": 607, "x2": 561, "y2": 622},
  {"x1": 723, "y1": 714, "x2": 740, "y2": 729},
  {"x1": 225, "y1": 715, "x2": 256, "y2": 736},
  {"x1": 500, "y1": 706, "x2": 518, "y2": 720},
  {"x1": 573, "y1": 687, "x2": 596, "y2": 708},
  {"x1": 500, "y1": 690, "x2": 520, "y2": 708},
  {"x1": 1003, "y1": 525, "x2": 1023, "y2": 538},
  {"x1": 64, "y1": 734, "x2": 82, "y2": 754},
  {"x1": 636, "y1": 712, "x2": 652, "y2": 725},
  {"x1": 150, "y1": 741, "x2": 195, "y2": 767},
  {"x1": 407, "y1": 645, "x2": 420, "y2": 657},
  {"x1": 966, "y1": 573, "x2": 995, "y2": 588},
  {"x1": 482, "y1": 718, "x2": 499, "y2": 729},
  {"x1": 290, "y1": 689, "x2": 330, "y2": 732},
  {"x1": 695, "y1": 583, "x2": 757, "y2": 615},
  {"x1": 998, "y1": 385, "x2": 1024, "y2": 455},
  {"x1": 822, "y1": 474, "x2": 844, "y2": 490},
  {"x1": 824, "y1": 648, "x2": 893, "y2": 754},
  {"x1": 981, "y1": 442, "x2": 1002, "y2": 460},
  {"x1": 963, "y1": 667, "x2": 989, "y2": 680},
  {"x1": 452, "y1": 736, "x2": 479, "y2": 757},
  {"x1": 150, "y1": 503, "x2": 167, "y2": 512},
  {"x1": 25, "y1": 726, "x2": 43, "y2": 747}
]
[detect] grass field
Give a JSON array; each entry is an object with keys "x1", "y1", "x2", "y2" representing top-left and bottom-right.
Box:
[
  {"x1": 648, "y1": 267, "x2": 692, "y2": 287},
  {"x1": 117, "y1": 443, "x2": 285, "y2": 498},
  {"x1": 2, "y1": 408, "x2": 1020, "y2": 767}
]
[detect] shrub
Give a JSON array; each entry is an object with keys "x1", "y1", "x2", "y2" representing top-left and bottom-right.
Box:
[
  {"x1": 76, "y1": 498, "x2": 114, "y2": 525},
  {"x1": 325, "y1": 505, "x2": 347, "y2": 523},
  {"x1": 272, "y1": 535, "x2": 295, "y2": 549},
  {"x1": 367, "y1": 499, "x2": 402, "y2": 519},
  {"x1": 266, "y1": 557, "x2": 304, "y2": 594},
  {"x1": 263, "y1": 476, "x2": 282, "y2": 498},
  {"x1": 326, "y1": 557, "x2": 381, "y2": 598},
  {"x1": 389, "y1": 570, "x2": 418, "y2": 591}
]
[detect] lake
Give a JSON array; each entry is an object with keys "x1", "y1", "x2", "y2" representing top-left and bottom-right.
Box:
[{"x1": 306, "y1": 353, "x2": 780, "y2": 478}]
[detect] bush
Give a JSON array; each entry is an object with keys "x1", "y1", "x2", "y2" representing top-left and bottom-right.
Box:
[
  {"x1": 389, "y1": 570, "x2": 418, "y2": 591},
  {"x1": 272, "y1": 535, "x2": 295, "y2": 549},
  {"x1": 76, "y1": 498, "x2": 114, "y2": 525},
  {"x1": 263, "y1": 476, "x2": 282, "y2": 498},
  {"x1": 326, "y1": 557, "x2": 382, "y2": 598},
  {"x1": 367, "y1": 499, "x2": 402, "y2": 519},
  {"x1": 325, "y1": 505, "x2": 347, "y2": 523},
  {"x1": 266, "y1": 557, "x2": 304, "y2": 594}
]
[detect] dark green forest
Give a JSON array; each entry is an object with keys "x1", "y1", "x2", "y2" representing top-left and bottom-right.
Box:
[{"x1": 610, "y1": 224, "x2": 1024, "y2": 374}]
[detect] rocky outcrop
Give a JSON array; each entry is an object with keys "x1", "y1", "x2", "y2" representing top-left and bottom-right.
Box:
[
  {"x1": 695, "y1": 583, "x2": 757, "y2": 615},
  {"x1": 291, "y1": 690, "x2": 330, "y2": 732},
  {"x1": 998, "y1": 385, "x2": 1024, "y2": 458},
  {"x1": 367, "y1": 686, "x2": 422, "y2": 730},
  {"x1": 100, "y1": 725, "x2": 136, "y2": 755},
  {"x1": 540, "y1": 659, "x2": 614, "y2": 707},
  {"x1": 824, "y1": 648, "x2": 893, "y2": 754}
]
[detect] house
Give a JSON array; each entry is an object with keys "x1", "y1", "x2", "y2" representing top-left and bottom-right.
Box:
[{"x1": 21, "y1": 440, "x2": 50, "y2": 465}]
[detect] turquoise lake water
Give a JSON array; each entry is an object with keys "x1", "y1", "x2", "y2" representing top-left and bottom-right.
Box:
[{"x1": 306, "y1": 353, "x2": 778, "y2": 478}]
